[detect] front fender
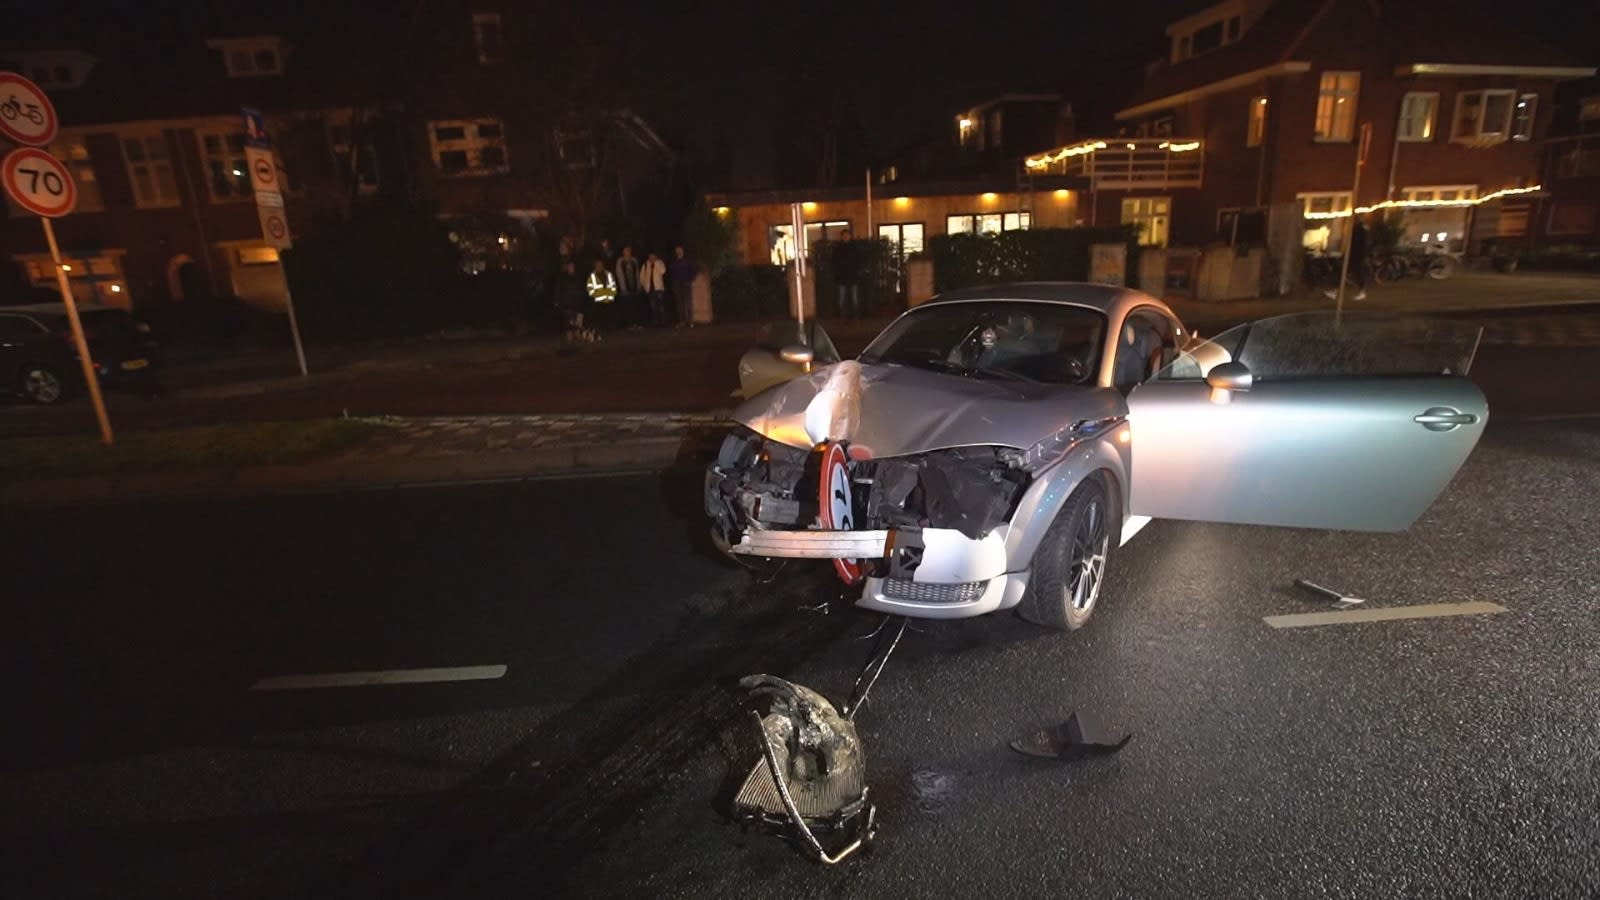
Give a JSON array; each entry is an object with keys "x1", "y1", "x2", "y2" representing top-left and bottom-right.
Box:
[{"x1": 1003, "y1": 422, "x2": 1132, "y2": 573}]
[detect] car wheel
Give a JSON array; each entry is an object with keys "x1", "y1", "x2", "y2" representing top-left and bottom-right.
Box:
[
  {"x1": 19, "y1": 364, "x2": 66, "y2": 405},
  {"x1": 1020, "y1": 477, "x2": 1112, "y2": 631}
]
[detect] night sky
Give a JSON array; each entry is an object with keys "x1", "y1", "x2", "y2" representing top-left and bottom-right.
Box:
[{"x1": 5, "y1": 0, "x2": 1593, "y2": 191}]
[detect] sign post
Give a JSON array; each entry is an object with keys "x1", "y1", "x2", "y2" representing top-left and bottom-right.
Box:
[
  {"x1": 0, "y1": 74, "x2": 114, "y2": 445},
  {"x1": 241, "y1": 107, "x2": 308, "y2": 376},
  {"x1": 1334, "y1": 122, "x2": 1373, "y2": 327},
  {"x1": 4, "y1": 146, "x2": 113, "y2": 445}
]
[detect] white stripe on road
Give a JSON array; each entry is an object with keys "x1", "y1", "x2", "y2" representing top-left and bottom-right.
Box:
[
  {"x1": 251, "y1": 665, "x2": 508, "y2": 691},
  {"x1": 1263, "y1": 602, "x2": 1506, "y2": 629}
]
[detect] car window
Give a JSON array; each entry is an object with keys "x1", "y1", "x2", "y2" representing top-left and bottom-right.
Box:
[
  {"x1": 1155, "y1": 312, "x2": 1481, "y2": 382},
  {"x1": 0, "y1": 315, "x2": 44, "y2": 340},
  {"x1": 1112, "y1": 310, "x2": 1179, "y2": 394},
  {"x1": 859, "y1": 301, "x2": 1105, "y2": 385}
]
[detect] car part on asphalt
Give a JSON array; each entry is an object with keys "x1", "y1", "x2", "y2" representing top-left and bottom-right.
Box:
[
  {"x1": 1294, "y1": 579, "x2": 1367, "y2": 609},
  {"x1": 728, "y1": 616, "x2": 908, "y2": 865},
  {"x1": 1009, "y1": 710, "x2": 1133, "y2": 761}
]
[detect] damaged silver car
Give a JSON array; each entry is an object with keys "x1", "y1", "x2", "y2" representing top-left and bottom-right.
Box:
[{"x1": 706, "y1": 282, "x2": 1488, "y2": 630}]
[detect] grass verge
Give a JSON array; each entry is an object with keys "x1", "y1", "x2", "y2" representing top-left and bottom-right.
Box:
[{"x1": 0, "y1": 418, "x2": 393, "y2": 481}]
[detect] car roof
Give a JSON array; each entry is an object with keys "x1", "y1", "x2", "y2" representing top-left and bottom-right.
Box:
[{"x1": 921, "y1": 281, "x2": 1167, "y2": 318}]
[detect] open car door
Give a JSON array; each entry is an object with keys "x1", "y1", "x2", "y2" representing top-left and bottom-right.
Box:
[{"x1": 1126, "y1": 312, "x2": 1487, "y2": 532}]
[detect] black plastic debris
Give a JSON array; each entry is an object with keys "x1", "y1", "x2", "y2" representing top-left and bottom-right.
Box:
[{"x1": 1009, "y1": 710, "x2": 1132, "y2": 761}]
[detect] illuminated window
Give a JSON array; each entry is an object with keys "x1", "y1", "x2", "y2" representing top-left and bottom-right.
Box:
[
  {"x1": 429, "y1": 119, "x2": 509, "y2": 175},
  {"x1": 946, "y1": 212, "x2": 1028, "y2": 235},
  {"x1": 1397, "y1": 93, "x2": 1437, "y2": 142},
  {"x1": 472, "y1": 13, "x2": 503, "y2": 64},
  {"x1": 197, "y1": 130, "x2": 251, "y2": 201},
  {"x1": 1580, "y1": 96, "x2": 1600, "y2": 122},
  {"x1": 1452, "y1": 90, "x2": 1516, "y2": 143},
  {"x1": 1121, "y1": 197, "x2": 1170, "y2": 247},
  {"x1": 1314, "y1": 72, "x2": 1360, "y2": 142},
  {"x1": 1247, "y1": 96, "x2": 1267, "y2": 147},
  {"x1": 1511, "y1": 93, "x2": 1537, "y2": 141},
  {"x1": 878, "y1": 223, "x2": 925, "y2": 257},
  {"x1": 1298, "y1": 192, "x2": 1352, "y2": 253},
  {"x1": 121, "y1": 133, "x2": 180, "y2": 208}
]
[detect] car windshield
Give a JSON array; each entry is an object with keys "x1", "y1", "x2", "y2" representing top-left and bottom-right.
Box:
[{"x1": 859, "y1": 301, "x2": 1105, "y2": 385}]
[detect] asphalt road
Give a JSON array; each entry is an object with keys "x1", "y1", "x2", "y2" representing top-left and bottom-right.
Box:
[{"x1": 4, "y1": 395, "x2": 1600, "y2": 897}]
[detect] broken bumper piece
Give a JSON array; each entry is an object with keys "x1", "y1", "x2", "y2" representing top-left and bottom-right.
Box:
[{"x1": 730, "y1": 529, "x2": 891, "y2": 559}]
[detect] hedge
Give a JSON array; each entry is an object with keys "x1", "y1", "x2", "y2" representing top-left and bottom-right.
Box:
[
  {"x1": 711, "y1": 264, "x2": 790, "y2": 321},
  {"x1": 930, "y1": 226, "x2": 1140, "y2": 292}
]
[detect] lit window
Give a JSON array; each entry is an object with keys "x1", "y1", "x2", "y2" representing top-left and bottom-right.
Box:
[
  {"x1": 428, "y1": 119, "x2": 510, "y2": 175},
  {"x1": 121, "y1": 133, "x2": 180, "y2": 208},
  {"x1": 1397, "y1": 93, "x2": 1438, "y2": 142},
  {"x1": 1298, "y1": 192, "x2": 1352, "y2": 253},
  {"x1": 197, "y1": 130, "x2": 251, "y2": 201},
  {"x1": 1314, "y1": 72, "x2": 1360, "y2": 142},
  {"x1": 946, "y1": 212, "x2": 1029, "y2": 235},
  {"x1": 1247, "y1": 96, "x2": 1267, "y2": 147},
  {"x1": 1511, "y1": 93, "x2": 1537, "y2": 141},
  {"x1": 1121, "y1": 197, "x2": 1171, "y2": 247},
  {"x1": 946, "y1": 215, "x2": 973, "y2": 235},
  {"x1": 1452, "y1": 90, "x2": 1517, "y2": 143},
  {"x1": 1002, "y1": 212, "x2": 1031, "y2": 231},
  {"x1": 7, "y1": 137, "x2": 103, "y2": 216},
  {"x1": 472, "y1": 13, "x2": 503, "y2": 64},
  {"x1": 1580, "y1": 96, "x2": 1600, "y2": 122}
]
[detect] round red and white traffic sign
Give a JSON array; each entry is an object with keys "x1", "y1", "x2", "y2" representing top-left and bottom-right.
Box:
[
  {"x1": 818, "y1": 441, "x2": 864, "y2": 585},
  {"x1": 2, "y1": 147, "x2": 77, "y2": 217},
  {"x1": 0, "y1": 72, "x2": 59, "y2": 146}
]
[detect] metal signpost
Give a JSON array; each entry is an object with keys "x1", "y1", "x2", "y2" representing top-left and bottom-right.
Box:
[
  {"x1": 1334, "y1": 122, "x2": 1373, "y2": 326},
  {"x1": 241, "y1": 107, "x2": 308, "y2": 376},
  {"x1": 0, "y1": 75, "x2": 115, "y2": 445}
]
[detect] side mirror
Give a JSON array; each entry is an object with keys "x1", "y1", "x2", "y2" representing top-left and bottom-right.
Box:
[
  {"x1": 1205, "y1": 361, "x2": 1252, "y2": 404},
  {"x1": 778, "y1": 344, "x2": 814, "y2": 365}
]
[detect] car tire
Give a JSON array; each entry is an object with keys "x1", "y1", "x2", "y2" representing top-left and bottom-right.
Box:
[
  {"x1": 19, "y1": 363, "x2": 67, "y2": 405},
  {"x1": 1020, "y1": 477, "x2": 1113, "y2": 631}
]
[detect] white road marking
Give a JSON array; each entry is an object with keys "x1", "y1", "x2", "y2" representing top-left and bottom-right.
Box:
[
  {"x1": 251, "y1": 665, "x2": 508, "y2": 691},
  {"x1": 1264, "y1": 602, "x2": 1507, "y2": 629}
]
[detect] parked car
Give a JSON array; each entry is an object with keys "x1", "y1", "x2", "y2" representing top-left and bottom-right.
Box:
[
  {"x1": 0, "y1": 303, "x2": 163, "y2": 404},
  {"x1": 705, "y1": 282, "x2": 1488, "y2": 630}
]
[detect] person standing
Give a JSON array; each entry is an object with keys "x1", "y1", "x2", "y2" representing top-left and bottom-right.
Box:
[
  {"x1": 586, "y1": 258, "x2": 618, "y2": 336},
  {"x1": 641, "y1": 250, "x2": 668, "y2": 327},
  {"x1": 669, "y1": 245, "x2": 698, "y2": 327},
  {"x1": 832, "y1": 230, "x2": 861, "y2": 318},
  {"x1": 554, "y1": 259, "x2": 590, "y2": 343},
  {"x1": 615, "y1": 244, "x2": 643, "y2": 330},
  {"x1": 1326, "y1": 216, "x2": 1370, "y2": 301},
  {"x1": 597, "y1": 238, "x2": 617, "y2": 272}
]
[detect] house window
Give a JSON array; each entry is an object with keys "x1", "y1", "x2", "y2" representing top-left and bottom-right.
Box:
[
  {"x1": 197, "y1": 130, "x2": 251, "y2": 201},
  {"x1": 1397, "y1": 92, "x2": 1438, "y2": 142},
  {"x1": 1400, "y1": 185, "x2": 1477, "y2": 203},
  {"x1": 768, "y1": 221, "x2": 850, "y2": 265},
  {"x1": 429, "y1": 119, "x2": 510, "y2": 175},
  {"x1": 1511, "y1": 93, "x2": 1537, "y2": 141},
  {"x1": 1121, "y1": 197, "x2": 1170, "y2": 247},
  {"x1": 236, "y1": 246, "x2": 281, "y2": 265},
  {"x1": 987, "y1": 109, "x2": 1003, "y2": 150},
  {"x1": 213, "y1": 38, "x2": 284, "y2": 77},
  {"x1": 947, "y1": 212, "x2": 1029, "y2": 235},
  {"x1": 556, "y1": 127, "x2": 595, "y2": 168},
  {"x1": 472, "y1": 13, "x2": 503, "y2": 64},
  {"x1": 1247, "y1": 96, "x2": 1267, "y2": 147},
  {"x1": 1548, "y1": 202, "x2": 1596, "y2": 236},
  {"x1": 1452, "y1": 90, "x2": 1517, "y2": 142},
  {"x1": 1581, "y1": 97, "x2": 1600, "y2": 122},
  {"x1": 1226, "y1": 15, "x2": 1240, "y2": 40},
  {"x1": 1314, "y1": 72, "x2": 1360, "y2": 142},
  {"x1": 878, "y1": 222, "x2": 925, "y2": 257},
  {"x1": 1298, "y1": 192, "x2": 1352, "y2": 253},
  {"x1": 1191, "y1": 20, "x2": 1225, "y2": 56},
  {"x1": 8, "y1": 137, "x2": 103, "y2": 216},
  {"x1": 121, "y1": 133, "x2": 180, "y2": 208}
]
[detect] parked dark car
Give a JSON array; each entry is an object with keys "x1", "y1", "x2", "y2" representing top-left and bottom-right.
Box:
[{"x1": 0, "y1": 303, "x2": 163, "y2": 404}]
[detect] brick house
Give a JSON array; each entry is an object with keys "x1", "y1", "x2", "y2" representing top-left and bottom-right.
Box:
[
  {"x1": 1022, "y1": 0, "x2": 1593, "y2": 294},
  {"x1": 1537, "y1": 76, "x2": 1600, "y2": 244},
  {"x1": 0, "y1": 7, "x2": 672, "y2": 311}
]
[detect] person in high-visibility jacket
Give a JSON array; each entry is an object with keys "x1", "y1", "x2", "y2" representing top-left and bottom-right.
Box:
[{"x1": 586, "y1": 259, "x2": 618, "y2": 334}]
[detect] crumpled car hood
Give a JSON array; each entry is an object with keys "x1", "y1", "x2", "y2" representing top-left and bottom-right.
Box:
[{"x1": 732, "y1": 361, "x2": 1123, "y2": 457}]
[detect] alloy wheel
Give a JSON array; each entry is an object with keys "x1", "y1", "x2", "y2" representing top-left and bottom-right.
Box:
[
  {"x1": 1067, "y1": 498, "x2": 1109, "y2": 613},
  {"x1": 23, "y1": 367, "x2": 62, "y2": 404}
]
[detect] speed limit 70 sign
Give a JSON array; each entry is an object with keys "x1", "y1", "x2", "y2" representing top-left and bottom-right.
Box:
[{"x1": 3, "y1": 147, "x2": 77, "y2": 217}]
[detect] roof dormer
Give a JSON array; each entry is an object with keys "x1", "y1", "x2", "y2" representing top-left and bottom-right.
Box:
[
  {"x1": 2, "y1": 50, "x2": 98, "y2": 90},
  {"x1": 206, "y1": 36, "x2": 287, "y2": 78},
  {"x1": 1167, "y1": 0, "x2": 1250, "y2": 64}
]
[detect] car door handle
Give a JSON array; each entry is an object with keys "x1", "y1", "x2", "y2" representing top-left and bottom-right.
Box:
[{"x1": 1414, "y1": 408, "x2": 1478, "y2": 431}]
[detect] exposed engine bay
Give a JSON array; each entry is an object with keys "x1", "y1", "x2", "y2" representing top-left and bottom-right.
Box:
[{"x1": 705, "y1": 428, "x2": 1031, "y2": 573}]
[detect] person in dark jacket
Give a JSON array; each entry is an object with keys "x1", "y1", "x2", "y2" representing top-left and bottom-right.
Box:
[
  {"x1": 832, "y1": 230, "x2": 861, "y2": 318},
  {"x1": 554, "y1": 260, "x2": 592, "y2": 342},
  {"x1": 669, "y1": 245, "x2": 698, "y2": 327},
  {"x1": 1326, "y1": 216, "x2": 1370, "y2": 301},
  {"x1": 615, "y1": 244, "x2": 643, "y2": 329}
]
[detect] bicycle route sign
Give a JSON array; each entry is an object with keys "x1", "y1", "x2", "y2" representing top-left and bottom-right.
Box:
[
  {"x1": 0, "y1": 72, "x2": 58, "y2": 147},
  {"x1": 2, "y1": 146, "x2": 76, "y2": 217}
]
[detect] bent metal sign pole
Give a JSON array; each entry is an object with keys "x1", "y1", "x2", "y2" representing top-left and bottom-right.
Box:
[{"x1": 0, "y1": 76, "x2": 114, "y2": 445}]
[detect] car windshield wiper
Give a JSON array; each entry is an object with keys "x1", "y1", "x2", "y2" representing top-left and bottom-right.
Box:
[{"x1": 965, "y1": 364, "x2": 1038, "y2": 384}]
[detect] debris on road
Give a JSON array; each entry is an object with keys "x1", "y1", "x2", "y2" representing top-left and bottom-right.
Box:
[
  {"x1": 1294, "y1": 578, "x2": 1367, "y2": 609},
  {"x1": 1010, "y1": 710, "x2": 1132, "y2": 761}
]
